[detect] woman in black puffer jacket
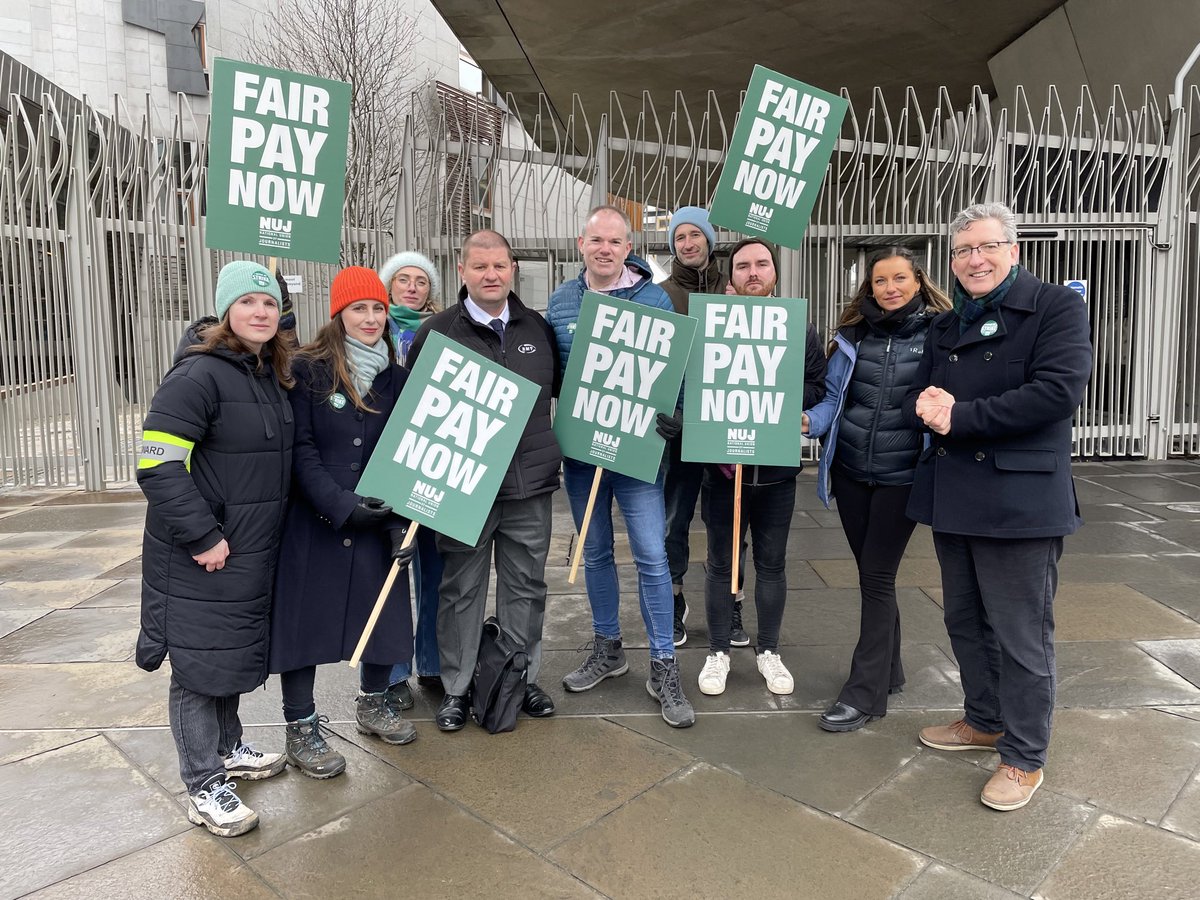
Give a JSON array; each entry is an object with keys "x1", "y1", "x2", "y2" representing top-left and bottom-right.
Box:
[
  {"x1": 137, "y1": 260, "x2": 294, "y2": 838},
  {"x1": 804, "y1": 247, "x2": 951, "y2": 733}
]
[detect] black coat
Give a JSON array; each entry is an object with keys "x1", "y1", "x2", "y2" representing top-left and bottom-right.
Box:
[
  {"x1": 408, "y1": 289, "x2": 562, "y2": 501},
  {"x1": 270, "y1": 357, "x2": 413, "y2": 671},
  {"x1": 137, "y1": 344, "x2": 294, "y2": 697},
  {"x1": 903, "y1": 268, "x2": 1093, "y2": 538}
]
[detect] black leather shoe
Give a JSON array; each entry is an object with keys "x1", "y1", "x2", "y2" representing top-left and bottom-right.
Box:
[
  {"x1": 818, "y1": 701, "x2": 880, "y2": 733},
  {"x1": 436, "y1": 694, "x2": 469, "y2": 731},
  {"x1": 522, "y1": 683, "x2": 556, "y2": 717}
]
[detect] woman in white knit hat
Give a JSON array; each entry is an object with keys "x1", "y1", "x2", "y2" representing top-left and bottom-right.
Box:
[{"x1": 376, "y1": 250, "x2": 445, "y2": 703}]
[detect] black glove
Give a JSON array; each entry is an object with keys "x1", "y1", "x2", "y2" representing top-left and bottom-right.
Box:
[
  {"x1": 390, "y1": 527, "x2": 416, "y2": 568},
  {"x1": 347, "y1": 496, "x2": 393, "y2": 529},
  {"x1": 655, "y1": 411, "x2": 683, "y2": 441}
]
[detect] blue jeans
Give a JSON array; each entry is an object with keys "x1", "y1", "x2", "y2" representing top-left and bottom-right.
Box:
[
  {"x1": 386, "y1": 527, "x2": 443, "y2": 684},
  {"x1": 563, "y1": 458, "x2": 674, "y2": 659}
]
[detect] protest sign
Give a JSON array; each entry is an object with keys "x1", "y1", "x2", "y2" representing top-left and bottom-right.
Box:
[
  {"x1": 206, "y1": 59, "x2": 351, "y2": 264},
  {"x1": 708, "y1": 65, "x2": 848, "y2": 248},
  {"x1": 356, "y1": 331, "x2": 539, "y2": 545},
  {"x1": 682, "y1": 293, "x2": 808, "y2": 467},
  {"x1": 554, "y1": 292, "x2": 697, "y2": 482}
]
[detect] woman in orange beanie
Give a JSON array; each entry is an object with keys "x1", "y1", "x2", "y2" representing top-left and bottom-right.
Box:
[{"x1": 270, "y1": 266, "x2": 418, "y2": 779}]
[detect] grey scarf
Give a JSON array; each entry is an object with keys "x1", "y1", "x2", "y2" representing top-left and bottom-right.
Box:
[{"x1": 345, "y1": 336, "x2": 389, "y2": 398}]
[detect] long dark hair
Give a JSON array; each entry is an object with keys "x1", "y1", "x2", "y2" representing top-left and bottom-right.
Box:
[
  {"x1": 293, "y1": 314, "x2": 396, "y2": 413},
  {"x1": 828, "y1": 247, "x2": 952, "y2": 356},
  {"x1": 190, "y1": 319, "x2": 295, "y2": 389}
]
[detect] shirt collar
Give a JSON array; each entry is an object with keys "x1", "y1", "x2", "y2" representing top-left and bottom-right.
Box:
[{"x1": 464, "y1": 295, "x2": 509, "y2": 326}]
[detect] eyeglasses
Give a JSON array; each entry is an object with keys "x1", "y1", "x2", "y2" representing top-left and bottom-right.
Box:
[{"x1": 950, "y1": 241, "x2": 1012, "y2": 261}]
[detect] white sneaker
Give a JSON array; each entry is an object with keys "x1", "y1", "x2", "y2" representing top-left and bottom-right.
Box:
[
  {"x1": 187, "y1": 779, "x2": 259, "y2": 837},
  {"x1": 223, "y1": 742, "x2": 286, "y2": 780},
  {"x1": 756, "y1": 650, "x2": 794, "y2": 695},
  {"x1": 698, "y1": 651, "x2": 731, "y2": 695}
]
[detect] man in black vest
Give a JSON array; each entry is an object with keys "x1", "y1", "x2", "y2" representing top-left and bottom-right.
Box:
[
  {"x1": 905, "y1": 202, "x2": 1092, "y2": 810},
  {"x1": 408, "y1": 230, "x2": 563, "y2": 731}
]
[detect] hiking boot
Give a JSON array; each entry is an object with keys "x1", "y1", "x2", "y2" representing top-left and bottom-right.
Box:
[
  {"x1": 222, "y1": 742, "x2": 286, "y2": 780},
  {"x1": 385, "y1": 679, "x2": 414, "y2": 711},
  {"x1": 698, "y1": 651, "x2": 731, "y2": 695},
  {"x1": 285, "y1": 713, "x2": 346, "y2": 779},
  {"x1": 981, "y1": 764, "x2": 1043, "y2": 811},
  {"x1": 919, "y1": 718, "x2": 1003, "y2": 752},
  {"x1": 730, "y1": 599, "x2": 750, "y2": 647},
  {"x1": 647, "y1": 657, "x2": 695, "y2": 728},
  {"x1": 673, "y1": 593, "x2": 689, "y2": 646},
  {"x1": 755, "y1": 650, "x2": 794, "y2": 694},
  {"x1": 356, "y1": 692, "x2": 417, "y2": 745},
  {"x1": 186, "y1": 777, "x2": 258, "y2": 837},
  {"x1": 562, "y1": 635, "x2": 629, "y2": 692}
]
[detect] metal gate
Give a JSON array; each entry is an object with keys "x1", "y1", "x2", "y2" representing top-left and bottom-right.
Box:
[{"x1": 2, "y1": 80, "x2": 1198, "y2": 489}]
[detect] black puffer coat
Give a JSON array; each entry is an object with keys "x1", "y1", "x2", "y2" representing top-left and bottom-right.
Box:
[{"x1": 136, "y1": 339, "x2": 294, "y2": 697}]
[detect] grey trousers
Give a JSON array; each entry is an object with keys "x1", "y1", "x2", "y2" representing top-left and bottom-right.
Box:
[
  {"x1": 934, "y1": 532, "x2": 1062, "y2": 771},
  {"x1": 435, "y1": 492, "x2": 553, "y2": 696},
  {"x1": 168, "y1": 675, "x2": 243, "y2": 794}
]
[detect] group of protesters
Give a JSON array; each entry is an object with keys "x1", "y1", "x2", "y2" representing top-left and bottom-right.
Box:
[{"x1": 136, "y1": 199, "x2": 1092, "y2": 837}]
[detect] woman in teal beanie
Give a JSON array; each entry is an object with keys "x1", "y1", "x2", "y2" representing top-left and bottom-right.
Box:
[{"x1": 376, "y1": 249, "x2": 444, "y2": 702}]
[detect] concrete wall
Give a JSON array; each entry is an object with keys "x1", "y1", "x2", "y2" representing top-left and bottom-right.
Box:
[{"x1": 990, "y1": 0, "x2": 1200, "y2": 119}]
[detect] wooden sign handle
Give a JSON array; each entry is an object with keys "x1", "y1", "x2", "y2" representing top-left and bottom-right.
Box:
[
  {"x1": 268, "y1": 256, "x2": 278, "y2": 276},
  {"x1": 349, "y1": 522, "x2": 420, "y2": 668},
  {"x1": 731, "y1": 464, "x2": 743, "y2": 595},
  {"x1": 568, "y1": 466, "x2": 604, "y2": 584}
]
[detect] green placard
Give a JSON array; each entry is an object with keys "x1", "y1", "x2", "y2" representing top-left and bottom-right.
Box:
[
  {"x1": 205, "y1": 59, "x2": 351, "y2": 264},
  {"x1": 682, "y1": 293, "x2": 808, "y2": 466},
  {"x1": 554, "y1": 292, "x2": 697, "y2": 482},
  {"x1": 356, "y1": 332, "x2": 540, "y2": 545},
  {"x1": 708, "y1": 65, "x2": 848, "y2": 249}
]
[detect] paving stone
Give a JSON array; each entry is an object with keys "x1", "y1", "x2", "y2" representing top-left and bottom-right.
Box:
[
  {"x1": 0, "y1": 662, "x2": 171, "y2": 729},
  {"x1": 1042, "y1": 708, "x2": 1200, "y2": 822},
  {"x1": 1055, "y1": 584, "x2": 1200, "y2": 642},
  {"x1": 74, "y1": 578, "x2": 142, "y2": 607},
  {"x1": 613, "y1": 709, "x2": 918, "y2": 815},
  {"x1": 1055, "y1": 642, "x2": 1200, "y2": 707},
  {"x1": 1083, "y1": 475, "x2": 1200, "y2": 503},
  {"x1": 0, "y1": 729, "x2": 96, "y2": 766},
  {"x1": 109, "y1": 724, "x2": 413, "y2": 860},
  {"x1": 0, "y1": 736, "x2": 187, "y2": 898},
  {"x1": 900, "y1": 863, "x2": 1026, "y2": 899},
  {"x1": 1058, "y1": 554, "x2": 1196, "y2": 584},
  {"x1": 1137, "y1": 639, "x2": 1200, "y2": 689},
  {"x1": 0, "y1": 530, "x2": 87, "y2": 550},
  {"x1": 1128, "y1": 582, "x2": 1200, "y2": 621},
  {"x1": 1064, "y1": 521, "x2": 1195, "y2": 554},
  {"x1": 1127, "y1": 501, "x2": 1200, "y2": 521},
  {"x1": 0, "y1": 547, "x2": 141, "y2": 581},
  {"x1": 1138, "y1": 519, "x2": 1200, "y2": 552},
  {"x1": 251, "y1": 782, "x2": 595, "y2": 898},
  {"x1": 1162, "y1": 765, "x2": 1200, "y2": 841},
  {"x1": 809, "y1": 556, "x2": 945, "y2": 590},
  {"x1": 551, "y1": 762, "x2": 924, "y2": 898},
  {"x1": 780, "y1": 587, "x2": 951, "y2": 648},
  {"x1": 0, "y1": 607, "x2": 140, "y2": 663},
  {"x1": 1070, "y1": 478, "x2": 1130, "y2": 504},
  {"x1": 0, "y1": 502, "x2": 147, "y2": 533},
  {"x1": 56, "y1": 529, "x2": 145, "y2": 551},
  {"x1": 97, "y1": 556, "x2": 144, "y2": 579},
  {"x1": 357, "y1": 716, "x2": 688, "y2": 850},
  {"x1": 0, "y1": 607, "x2": 50, "y2": 638},
  {"x1": 846, "y1": 753, "x2": 1093, "y2": 894},
  {"x1": 780, "y1": 525, "x2": 856, "y2": 558},
  {"x1": 1077, "y1": 502, "x2": 1164, "y2": 523},
  {"x1": 24, "y1": 829, "x2": 279, "y2": 900},
  {"x1": 1034, "y1": 814, "x2": 1200, "y2": 900},
  {"x1": 0, "y1": 579, "x2": 119, "y2": 610}
]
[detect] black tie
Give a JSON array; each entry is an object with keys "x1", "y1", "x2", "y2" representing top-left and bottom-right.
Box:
[{"x1": 489, "y1": 318, "x2": 505, "y2": 348}]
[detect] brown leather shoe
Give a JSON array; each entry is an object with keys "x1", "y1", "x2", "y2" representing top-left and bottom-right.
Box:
[
  {"x1": 981, "y1": 764, "x2": 1043, "y2": 810},
  {"x1": 919, "y1": 718, "x2": 1003, "y2": 752}
]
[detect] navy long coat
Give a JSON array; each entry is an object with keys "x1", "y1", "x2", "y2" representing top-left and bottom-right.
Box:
[
  {"x1": 902, "y1": 268, "x2": 1093, "y2": 539},
  {"x1": 270, "y1": 356, "x2": 413, "y2": 671}
]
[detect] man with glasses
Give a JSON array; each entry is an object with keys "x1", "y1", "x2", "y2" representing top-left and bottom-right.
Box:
[{"x1": 904, "y1": 202, "x2": 1092, "y2": 811}]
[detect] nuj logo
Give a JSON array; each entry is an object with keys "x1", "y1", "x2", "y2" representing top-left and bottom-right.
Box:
[
  {"x1": 413, "y1": 480, "x2": 445, "y2": 503},
  {"x1": 593, "y1": 431, "x2": 621, "y2": 449},
  {"x1": 728, "y1": 428, "x2": 756, "y2": 441},
  {"x1": 259, "y1": 216, "x2": 292, "y2": 233},
  {"x1": 749, "y1": 203, "x2": 775, "y2": 221}
]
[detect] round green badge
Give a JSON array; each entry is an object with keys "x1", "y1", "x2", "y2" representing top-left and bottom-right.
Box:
[
  {"x1": 330, "y1": 392, "x2": 347, "y2": 409},
  {"x1": 980, "y1": 320, "x2": 998, "y2": 337}
]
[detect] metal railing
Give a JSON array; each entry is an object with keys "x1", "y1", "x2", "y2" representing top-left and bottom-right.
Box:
[{"x1": 2, "y1": 80, "x2": 1198, "y2": 489}]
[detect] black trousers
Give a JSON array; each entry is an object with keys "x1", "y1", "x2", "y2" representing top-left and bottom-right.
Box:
[
  {"x1": 832, "y1": 469, "x2": 916, "y2": 716},
  {"x1": 933, "y1": 531, "x2": 1062, "y2": 771},
  {"x1": 280, "y1": 663, "x2": 391, "y2": 721}
]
